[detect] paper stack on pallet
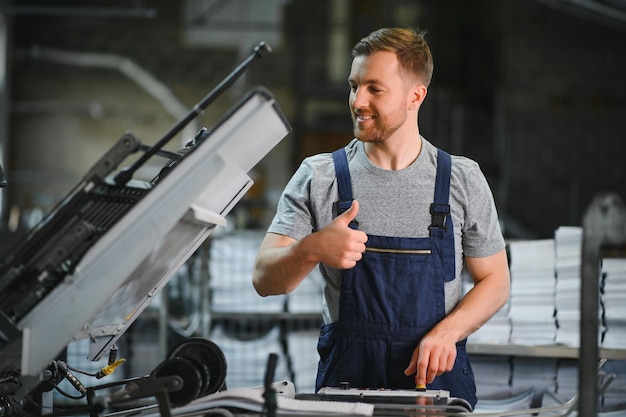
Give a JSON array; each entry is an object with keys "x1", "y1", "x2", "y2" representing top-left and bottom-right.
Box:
[
  {"x1": 508, "y1": 239, "x2": 556, "y2": 345},
  {"x1": 601, "y1": 258, "x2": 626, "y2": 348},
  {"x1": 554, "y1": 226, "x2": 584, "y2": 347}
]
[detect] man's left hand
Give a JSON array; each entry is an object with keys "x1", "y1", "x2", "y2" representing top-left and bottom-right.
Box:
[{"x1": 403, "y1": 327, "x2": 457, "y2": 386}]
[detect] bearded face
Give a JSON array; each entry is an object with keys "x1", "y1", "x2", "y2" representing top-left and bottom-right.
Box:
[
  {"x1": 351, "y1": 99, "x2": 408, "y2": 143},
  {"x1": 348, "y1": 51, "x2": 414, "y2": 144}
]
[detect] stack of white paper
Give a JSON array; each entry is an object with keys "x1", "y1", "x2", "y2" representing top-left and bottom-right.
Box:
[
  {"x1": 186, "y1": 384, "x2": 374, "y2": 416},
  {"x1": 209, "y1": 324, "x2": 290, "y2": 388},
  {"x1": 209, "y1": 230, "x2": 286, "y2": 312},
  {"x1": 470, "y1": 355, "x2": 513, "y2": 399},
  {"x1": 554, "y1": 227, "x2": 583, "y2": 346},
  {"x1": 287, "y1": 266, "x2": 324, "y2": 313},
  {"x1": 511, "y1": 357, "x2": 557, "y2": 394},
  {"x1": 554, "y1": 360, "x2": 578, "y2": 403},
  {"x1": 601, "y1": 258, "x2": 626, "y2": 349},
  {"x1": 286, "y1": 329, "x2": 320, "y2": 393},
  {"x1": 508, "y1": 239, "x2": 557, "y2": 345}
]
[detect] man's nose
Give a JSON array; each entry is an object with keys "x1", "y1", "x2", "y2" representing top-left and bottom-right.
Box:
[{"x1": 351, "y1": 88, "x2": 368, "y2": 109}]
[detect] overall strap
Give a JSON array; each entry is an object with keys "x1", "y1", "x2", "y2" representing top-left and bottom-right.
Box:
[
  {"x1": 332, "y1": 148, "x2": 358, "y2": 229},
  {"x1": 430, "y1": 149, "x2": 451, "y2": 230},
  {"x1": 430, "y1": 148, "x2": 455, "y2": 281}
]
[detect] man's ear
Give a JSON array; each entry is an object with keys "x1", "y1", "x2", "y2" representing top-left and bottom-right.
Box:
[{"x1": 408, "y1": 84, "x2": 428, "y2": 110}]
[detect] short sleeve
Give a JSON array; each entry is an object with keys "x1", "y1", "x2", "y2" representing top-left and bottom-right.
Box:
[
  {"x1": 267, "y1": 152, "x2": 339, "y2": 241},
  {"x1": 458, "y1": 161, "x2": 506, "y2": 258}
]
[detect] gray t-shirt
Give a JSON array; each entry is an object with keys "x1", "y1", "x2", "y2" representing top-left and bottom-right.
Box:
[{"x1": 268, "y1": 137, "x2": 505, "y2": 324}]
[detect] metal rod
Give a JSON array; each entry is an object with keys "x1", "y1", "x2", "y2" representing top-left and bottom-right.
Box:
[
  {"x1": 579, "y1": 193, "x2": 626, "y2": 417},
  {"x1": 113, "y1": 41, "x2": 272, "y2": 186}
]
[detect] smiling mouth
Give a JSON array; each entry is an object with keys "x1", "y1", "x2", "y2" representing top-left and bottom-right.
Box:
[{"x1": 355, "y1": 114, "x2": 375, "y2": 123}]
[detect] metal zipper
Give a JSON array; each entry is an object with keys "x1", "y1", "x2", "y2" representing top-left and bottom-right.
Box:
[{"x1": 365, "y1": 248, "x2": 431, "y2": 255}]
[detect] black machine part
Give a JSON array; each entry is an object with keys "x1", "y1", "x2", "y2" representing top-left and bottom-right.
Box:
[{"x1": 150, "y1": 338, "x2": 228, "y2": 407}]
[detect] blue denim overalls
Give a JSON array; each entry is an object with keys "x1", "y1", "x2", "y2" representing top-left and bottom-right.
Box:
[{"x1": 315, "y1": 147, "x2": 477, "y2": 408}]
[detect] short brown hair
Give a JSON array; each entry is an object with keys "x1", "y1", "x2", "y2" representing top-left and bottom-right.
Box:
[{"x1": 352, "y1": 27, "x2": 434, "y2": 87}]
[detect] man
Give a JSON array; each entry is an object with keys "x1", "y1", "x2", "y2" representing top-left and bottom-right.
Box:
[{"x1": 253, "y1": 27, "x2": 510, "y2": 408}]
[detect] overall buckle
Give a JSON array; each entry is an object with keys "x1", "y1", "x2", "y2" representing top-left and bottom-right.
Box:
[{"x1": 429, "y1": 203, "x2": 449, "y2": 230}]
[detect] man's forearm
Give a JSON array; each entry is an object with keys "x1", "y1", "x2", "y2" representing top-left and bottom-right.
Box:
[
  {"x1": 253, "y1": 234, "x2": 319, "y2": 296},
  {"x1": 442, "y1": 276, "x2": 509, "y2": 341},
  {"x1": 253, "y1": 205, "x2": 369, "y2": 296}
]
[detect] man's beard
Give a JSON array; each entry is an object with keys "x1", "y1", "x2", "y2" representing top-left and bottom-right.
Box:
[{"x1": 352, "y1": 108, "x2": 407, "y2": 143}]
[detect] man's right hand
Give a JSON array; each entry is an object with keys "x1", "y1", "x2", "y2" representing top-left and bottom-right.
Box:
[
  {"x1": 314, "y1": 200, "x2": 368, "y2": 269},
  {"x1": 253, "y1": 200, "x2": 367, "y2": 296}
]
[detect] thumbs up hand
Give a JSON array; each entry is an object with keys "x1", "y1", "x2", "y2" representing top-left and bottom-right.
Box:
[
  {"x1": 334, "y1": 199, "x2": 360, "y2": 229},
  {"x1": 312, "y1": 200, "x2": 368, "y2": 269}
]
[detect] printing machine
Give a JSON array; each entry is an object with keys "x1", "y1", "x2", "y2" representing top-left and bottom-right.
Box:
[{"x1": 0, "y1": 41, "x2": 293, "y2": 416}]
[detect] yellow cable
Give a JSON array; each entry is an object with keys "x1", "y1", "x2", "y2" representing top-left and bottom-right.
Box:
[{"x1": 96, "y1": 358, "x2": 126, "y2": 378}]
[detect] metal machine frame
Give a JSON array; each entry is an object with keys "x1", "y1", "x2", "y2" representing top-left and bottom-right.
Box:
[
  {"x1": 579, "y1": 192, "x2": 626, "y2": 416},
  {"x1": 0, "y1": 42, "x2": 291, "y2": 403}
]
